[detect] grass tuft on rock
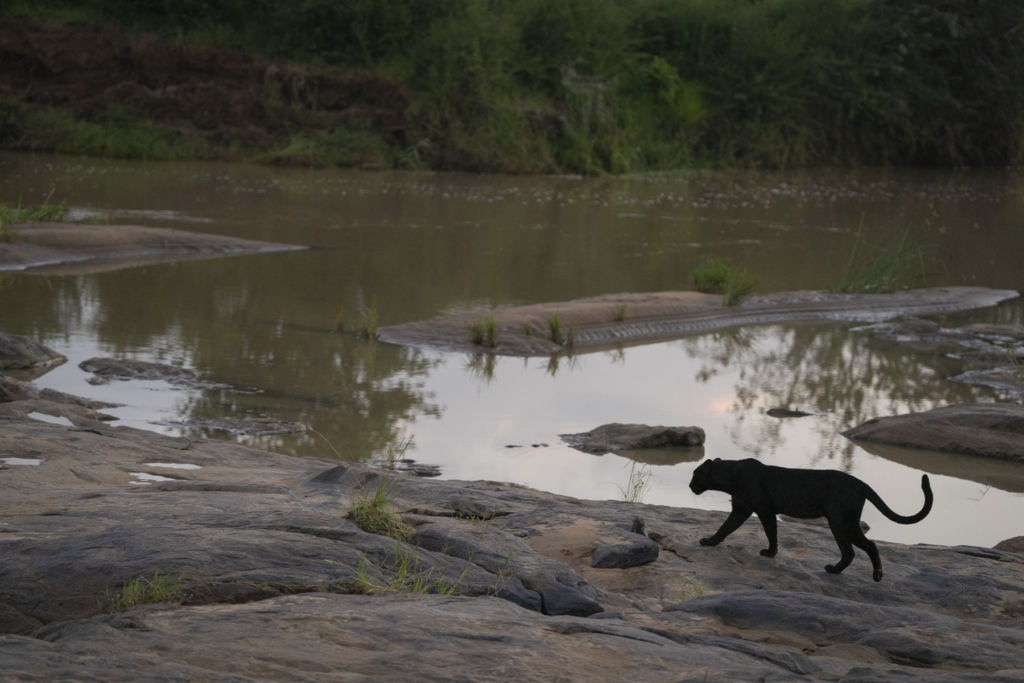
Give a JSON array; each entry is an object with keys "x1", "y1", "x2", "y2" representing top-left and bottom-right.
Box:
[
  {"x1": 548, "y1": 316, "x2": 564, "y2": 345},
  {"x1": 353, "y1": 541, "x2": 472, "y2": 595},
  {"x1": 692, "y1": 259, "x2": 753, "y2": 306},
  {"x1": 469, "y1": 316, "x2": 497, "y2": 348},
  {"x1": 346, "y1": 436, "x2": 411, "y2": 540},
  {"x1": 107, "y1": 570, "x2": 187, "y2": 611},
  {"x1": 614, "y1": 303, "x2": 628, "y2": 322}
]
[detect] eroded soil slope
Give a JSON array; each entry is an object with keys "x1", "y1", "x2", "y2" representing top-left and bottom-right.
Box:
[{"x1": 0, "y1": 15, "x2": 409, "y2": 162}]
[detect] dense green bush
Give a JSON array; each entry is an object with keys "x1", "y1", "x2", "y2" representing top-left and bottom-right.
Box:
[{"x1": 6, "y1": 0, "x2": 1024, "y2": 172}]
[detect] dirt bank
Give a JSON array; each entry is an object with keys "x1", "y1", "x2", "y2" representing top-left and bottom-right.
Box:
[
  {"x1": 0, "y1": 15, "x2": 409, "y2": 164},
  {"x1": 378, "y1": 287, "x2": 1020, "y2": 357},
  {"x1": 0, "y1": 222, "x2": 304, "y2": 274}
]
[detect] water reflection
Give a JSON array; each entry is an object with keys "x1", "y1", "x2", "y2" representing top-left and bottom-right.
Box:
[
  {"x1": 2, "y1": 152, "x2": 1024, "y2": 545},
  {"x1": 679, "y1": 325, "x2": 995, "y2": 469}
]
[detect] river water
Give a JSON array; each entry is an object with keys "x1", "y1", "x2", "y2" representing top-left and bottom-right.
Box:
[{"x1": 2, "y1": 152, "x2": 1023, "y2": 548}]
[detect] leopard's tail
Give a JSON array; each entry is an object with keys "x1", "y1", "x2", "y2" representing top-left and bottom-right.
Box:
[{"x1": 865, "y1": 474, "x2": 932, "y2": 524}]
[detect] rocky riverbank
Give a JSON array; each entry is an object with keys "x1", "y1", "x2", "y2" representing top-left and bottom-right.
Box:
[{"x1": 2, "y1": 412, "x2": 1024, "y2": 681}]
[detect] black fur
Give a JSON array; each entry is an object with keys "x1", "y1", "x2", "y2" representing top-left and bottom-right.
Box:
[{"x1": 688, "y1": 458, "x2": 932, "y2": 582}]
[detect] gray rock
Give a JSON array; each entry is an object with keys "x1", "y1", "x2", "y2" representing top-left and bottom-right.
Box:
[
  {"x1": 843, "y1": 403, "x2": 1024, "y2": 461},
  {"x1": 591, "y1": 537, "x2": 659, "y2": 569},
  {"x1": 561, "y1": 423, "x2": 705, "y2": 454},
  {"x1": 3, "y1": 418, "x2": 1024, "y2": 682},
  {"x1": 0, "y1": 332, "x2": 66, "y2": 370},
  {"x1": 79, "y1": 357, "x2": 202, "y2": 386},
  {"x1": 1, "y1": 373, "x2": 118, "y2": 410}
]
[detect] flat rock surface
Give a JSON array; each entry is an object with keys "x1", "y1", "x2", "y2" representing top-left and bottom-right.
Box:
[
  {"x1": 0, "y1": 222, "x2": 304, "y2": 274},
  {"x1": 844, "y1": 403, "x2": 1024, "y2": 462},
  {"x1": 561, "y1": 423, "x2": 706, "y2": 454},
  {"x1": 0, "y1": 332, "x2": 65, "y2": 370},
  {"x1": 2, "y1": 418, "x2": 1023, "y2": 681},
  {"x1": 378, "y1": 287, "x2": 1019, "y2": 357}
]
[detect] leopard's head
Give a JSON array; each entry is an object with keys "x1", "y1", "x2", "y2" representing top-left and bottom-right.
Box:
[{"x1": 688, "y1": 458, "x2": 719, "y2": 495}]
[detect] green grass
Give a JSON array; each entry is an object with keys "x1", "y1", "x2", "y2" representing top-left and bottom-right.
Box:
[
  {"x1": 692, "y1": 259, "x2": 754, "y2": 306},
  {"x1": 469, "y1": 316, "x2": 498, "y2": 348},
  {"x1": 617, "y1": 460, "x2": 652, "y2": 503},
  {"x1": 614, "y1": 303, "x2": 628, "y2": 322},
  {"x1": 547, "y1": 316, "x2": 564, "y2": 345},
  {"x1": 0, "y1": 188, "x2": 69, "y2": 241},
  {"x1": 346, "y1": 436, "x2": 411, "y2": 540},
  {"x1": 522, "y1": 321, "x2": 533, "y2": 336},
  {"x1": 107, "y1": 570, "x2": 187, "y2": 611},
  {"x1": 353, "y1": 541, "x2": 472, "y2": 595},
  {"x1": 832, "y1": 228, "x2": 937, "y2": 294}
]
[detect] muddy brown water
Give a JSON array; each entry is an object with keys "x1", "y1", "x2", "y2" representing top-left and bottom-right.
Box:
[{"x1": 1, "y1": 151, "x2": 1023, "y2": 548}]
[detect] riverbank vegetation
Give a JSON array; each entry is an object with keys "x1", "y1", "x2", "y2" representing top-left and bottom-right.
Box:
[{"x1": 2, "y1": 0, "x2": 1022, "y2": 173}]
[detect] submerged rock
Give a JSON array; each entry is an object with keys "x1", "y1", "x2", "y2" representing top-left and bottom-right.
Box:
[
  {"x1": 843, "y1": 403, "x2": 1024, "y2": 462},
  {"x1": 561, "y1": 423, "x2": 705, "y2": 454},
  {"x1": 766, "y1": 408, "x2": 814, "y2": 418},
  {"x1": 79, "y1": 357, "x2": 201, "y2": 386},
  {"x1": 0, "y1": 332, "x2": 66, "y2": 370}
]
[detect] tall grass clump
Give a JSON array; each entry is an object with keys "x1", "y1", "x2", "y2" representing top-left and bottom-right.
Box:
[
  {"x1": 618, "y1": 460, "x2": 653, "y2": 504},
  {"x1": 833, "y1": 229, "x2": 936, "y2": 294},
  {"x1": 0, "y1": 188, "x2": 68, "y2": 240},
  {"x1": 347, "y1": 436, "x2": 412, "y2": 540},
  {"x1": 469, "y1": 316, "x2": 497, "y2": 348},
  {"x1": 614, "y1": 303, "x2": 627, "y2": 322},
  {"x1": 692, "y1": 259, "x2": 753, "y2": 306},
  {"x1": 107, "y1": 570, "x2": 187, "y2": 611}
]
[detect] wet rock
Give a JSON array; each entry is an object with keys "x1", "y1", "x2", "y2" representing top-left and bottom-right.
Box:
[
  {"x1": 591, "y1": 537, "x2": 659, "y2": 569},
  {"x1": 766, "y1": 408, "x2": 813, "y2": 418},
  {"x1": 156, "y1": 417, "x2": 309, "y2": 436},
  {"x1": 0, "y1": 332, "x2": 66, "y2": 370},
  {"x1": 996, "y1": 536, "x2": 1024, "y2": 554},
  {"x1": 79, "y1": 357, "x2": 201, "y2": 386},
  {"x1": 843, "y1": 403, "x2": 1024, "y2": 462},
  {"x1": 561, "y1": 423, "x2": 705, "y2": 454}
]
